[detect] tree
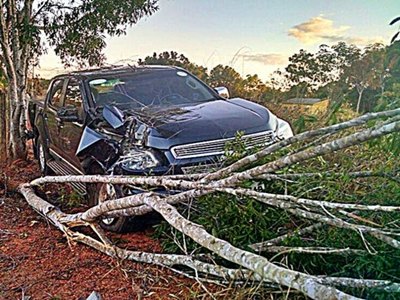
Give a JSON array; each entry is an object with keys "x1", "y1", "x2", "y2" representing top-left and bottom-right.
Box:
[
  {"x1": 264, "y1": 69, "x2": 290, "y2": 103},
  {"x1": 138, "y1": 51, "x2": 208, "y2": 81},
  {"x1": 0, "y1": 0, "x2": 158, "y2": 161},
  {"x1": 330, "y1": 42, "x2": 361, "y2": 77},
  {"x1": 285, "y1": 49, "x2": 317, "y2": 97},
  {"x1": 385, "y1": 41, "x2": 400, "y2": 90},
  {"x1": 345, "y1": 44, "x2": 386, "y2": 113},
  {"x1": 242, "y1": 74, "x2": 268, "y2": 101},
  {"x1": 285, "y1": 46, "x2": 337, "y2": 98},
  {"x1": 208, "y1": 65, "x2": 244, "y2": 97}
]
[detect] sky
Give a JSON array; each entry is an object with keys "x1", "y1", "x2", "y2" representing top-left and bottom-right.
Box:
[{"x1": 37, "y1": 0, "x2": 400, "y2": 81}]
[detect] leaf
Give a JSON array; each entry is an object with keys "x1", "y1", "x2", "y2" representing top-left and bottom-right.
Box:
[
  {"x1": 389, "y1": 16, "x2": 400, "y2": 25},
  {"x1": 391, "y1": 32, "x2": 400, "y2": 44}
]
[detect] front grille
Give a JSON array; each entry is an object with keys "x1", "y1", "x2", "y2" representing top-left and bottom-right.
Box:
[{"x1": 171, "y1": 131, "x2": 275, "y2": 159}]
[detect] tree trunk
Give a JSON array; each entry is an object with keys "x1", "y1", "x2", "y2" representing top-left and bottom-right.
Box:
[
  {"x1": 7, "y1": 80, "x2": 27, "y2": 160},
  {"x1": 0, "y1": 91, "x2": 8, "y2": 162},
  {"x1": 0, "y1": 0, "x2": 31, "y2": 162},
  {"x1": 356, "y1": 88, "x2": 364, "y2": 114}
]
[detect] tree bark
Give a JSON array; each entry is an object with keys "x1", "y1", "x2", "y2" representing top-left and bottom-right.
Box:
[
  {"x1": 0, "y1": 91, "x2": 8, "y2": 162},
  {"x1": 0, "y1": 0, "x2": 31, "y2": 161},
  {"x1": 356, "y1": 87, "x2": 364, "y2": 114},
  {"x1": 8, "y1": 83, "x2": 27, "y2": 160}
]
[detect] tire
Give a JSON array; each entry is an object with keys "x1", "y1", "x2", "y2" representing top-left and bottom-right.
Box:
[
  {"x1": 36, "y1": 137, "x2": 52, "y2": 176},
  {"x1": 86, "y1": 165, "x2": 130, "y2": 232},
  {"x1": 89, "y1": 183, "x2": 130, "y2": 232}
]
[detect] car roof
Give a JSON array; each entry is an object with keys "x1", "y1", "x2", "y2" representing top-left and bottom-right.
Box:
[{"x1": 52, "y1": 65, "x2": 179, "y2": 80}]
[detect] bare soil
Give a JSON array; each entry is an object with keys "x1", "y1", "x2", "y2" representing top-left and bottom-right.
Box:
[{"x1": 0, "y1": 158, "x2": 205, "y2": 299}]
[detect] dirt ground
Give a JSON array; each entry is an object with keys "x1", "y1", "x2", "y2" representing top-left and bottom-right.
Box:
[{"x1": 0, "y1": 158, "x2": 207, "y2": 300}]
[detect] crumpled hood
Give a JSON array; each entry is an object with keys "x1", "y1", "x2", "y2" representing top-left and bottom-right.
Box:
[{"x1": 128, "y1": 98, "x2": 277, "y2": 150}]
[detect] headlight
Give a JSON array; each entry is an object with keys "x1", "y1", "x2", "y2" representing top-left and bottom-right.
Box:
[
  {"x1": 120, "y1": 148, "x2": 160, "y2": 170},
  {"x1": 276, "y1": 118, "x2": 294, "y2": 140}
]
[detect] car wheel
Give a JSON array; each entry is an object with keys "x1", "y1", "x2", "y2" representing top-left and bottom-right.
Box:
[
  {"x1": 86, "y1": 165, "x2": 130, "y2": 232},
  {"x1": 95, "y1": 183, "x2": 130, "y2": 232},
  {"x1": 36, "y1": 137, "x2": 51, "y2": 176},
  {"x1": 85, "y1": 164, "x2": 161, "y2": 233}
]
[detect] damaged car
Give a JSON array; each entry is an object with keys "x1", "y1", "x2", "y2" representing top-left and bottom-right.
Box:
[{"x1": 28, "y1": 65, "x2": 293, "y2": 232}]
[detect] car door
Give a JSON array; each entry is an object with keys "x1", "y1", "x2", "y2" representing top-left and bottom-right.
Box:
[
  {"x1": 45, "y1": 78, "x2": 67, "y2": 155},
  {"x1": 58, "y1": 77, "x2": 86, "y2": 171}
]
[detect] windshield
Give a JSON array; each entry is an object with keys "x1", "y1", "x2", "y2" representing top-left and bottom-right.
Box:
[{"x1": 88, "y1": 69, "x2": 217, "y2": 109}]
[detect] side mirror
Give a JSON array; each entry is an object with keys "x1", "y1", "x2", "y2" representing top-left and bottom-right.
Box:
[
  {"x1": 57, "y1": 106, "x2": 80, "y2": 122},
  {"x1": 214, "y1": 86, "x2": 230, "y2": 99}
]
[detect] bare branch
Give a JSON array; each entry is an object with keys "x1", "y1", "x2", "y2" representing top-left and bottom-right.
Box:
[
  {"x1": 223, "y1": 188, "x2": 400, "y2": 213},
  {"x1": 143, "y1": 197, "x2": 361, "y2": 300},
  {"x1": 203, "y1": 109, "x2": 400, "y2": 181},
  {"x1": 262, "y1": 246, "x2": 366, "y2": 255},
  {"x1": 249, "y1": 223, "x2": 324, "y2": 252}
]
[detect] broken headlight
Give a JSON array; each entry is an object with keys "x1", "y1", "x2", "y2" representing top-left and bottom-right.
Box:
[{"x1": 120, "y1": 148, "x2": 160, "y2": 170}]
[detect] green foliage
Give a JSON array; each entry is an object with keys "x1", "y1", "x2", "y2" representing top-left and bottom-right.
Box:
[
  {"x1": 138, "y1": 51, "x2": 208, "y2": 81},
  {"x1": 3, "y1": 0, "x2": 159, "y2": 67},
  {"x1": 284, "y1": 43, "x2": 361, "y2": 99},
  {"x1": 208, "y1": 65, "x2": 244, "y2": 97},
  {"x1": 55, "y1": 187, "x2": 84, "y2": 209},
  {"x1": 223, "y1": 131, "x2": 247, "y2": 163},
  {"x1": 292, "y1": 114, "x2": 318, "y2": 133},
  {"x1": 280, "y1": 41, "x2": 400, "y2": 114},
  {"x1": 376, "y1": 83, "x2": 400, "y2": 111}
]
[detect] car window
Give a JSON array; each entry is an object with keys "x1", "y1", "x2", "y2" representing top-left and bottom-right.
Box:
[
  {"x1": 48, "y1": 79, "x2": 65, "y2": 108},
  {"x1": 65, "y1": 78, "x2": 84, "y2": 121},
  {"x1": 88, "y1": 69, "x2": 217, "y2": 109}
]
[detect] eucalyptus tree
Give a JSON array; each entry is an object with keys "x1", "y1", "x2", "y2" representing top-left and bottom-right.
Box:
[
  {"x1": 284, "y1": 49, "x2": 317, "y2": 97},
  {"x1": 242, "y1": 74, "x2": 268, "y2": 101},
  {"x1": 284, "y1": 46, "x2": 338, "y2": 98},
  {"x1": 0, "y1": 0, "x2": 158, "y2": 161},
  {"x1": 284, "y1": 43, "x2": 362, "y2": 98},
  {"x1": 208, "y1": 65, "x2": 244, "y2": 97},
  {"x1": 385, "y1": 41, "x2": 400, "y2": 88},
  {"x1": 138, "y1": 51, "x2": 209, "y2": 81},
  {"x1": 344, "y1": 44, "x2": 386, "y2": 113}
]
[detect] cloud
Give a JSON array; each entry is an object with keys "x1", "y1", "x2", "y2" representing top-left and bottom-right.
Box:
[
  {"x1": 242, "y1": 53, "x2": 287, "y2": 65},
  {"x1": 344, "y1": 36, "x2": 385, "y2": 45},
  {"x1": 288, "y1": 16, "x2": 383, "y2": 46},
  {"x1": 288, "y1": 16, "x2": 349, "y2": 44}
]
